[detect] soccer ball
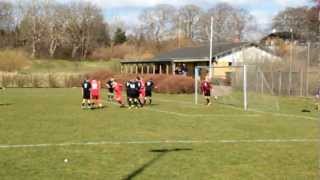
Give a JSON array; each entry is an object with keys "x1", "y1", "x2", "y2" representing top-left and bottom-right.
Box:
[{"x1": 214, "y1": 96, "x2": 218, "y2": 100}]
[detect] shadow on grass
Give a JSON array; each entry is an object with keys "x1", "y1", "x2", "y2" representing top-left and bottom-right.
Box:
[
  {"x1": 0, "y1": 103, "x2": 12, "y2": 106},
  {"x1": 122, "y1": 148, "x2": 192, "y2": 180},
  {"x1": 144, "y1": 103, "x2": 160, "y2": 107}
]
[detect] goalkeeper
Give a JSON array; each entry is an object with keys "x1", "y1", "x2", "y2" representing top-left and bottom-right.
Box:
[{"x1": 200, "y1": 77, "x2": 212, "y2": 106}]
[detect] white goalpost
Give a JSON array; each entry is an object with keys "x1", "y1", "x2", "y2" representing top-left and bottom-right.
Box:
[
  {"x1": 195, "y1": 65, "x2": 248, "y2": 111},
  {"x1": 195, "y1": 65, "x2": 280, "y2": 112}
]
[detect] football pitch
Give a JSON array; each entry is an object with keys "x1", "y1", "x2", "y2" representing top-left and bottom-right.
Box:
[{"x1": 0, "y1": 88, "x2": 319, "y2": 180}]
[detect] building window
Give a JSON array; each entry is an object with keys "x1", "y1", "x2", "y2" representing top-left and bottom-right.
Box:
[{"x1": 228, "y1": 62, "x2": 232, "y2": 66}]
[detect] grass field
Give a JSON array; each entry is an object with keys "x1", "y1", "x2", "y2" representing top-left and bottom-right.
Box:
[{"x1": 0, "y1": 88, "x2": 319, "y2": 180}]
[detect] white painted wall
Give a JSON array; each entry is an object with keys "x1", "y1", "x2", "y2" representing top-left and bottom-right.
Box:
[{"x1": 216, "y1": 47, "x2": 281, "y2": 65}]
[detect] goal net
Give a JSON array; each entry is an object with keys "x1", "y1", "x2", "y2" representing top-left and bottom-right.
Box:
[{"x1": 195, "y1": 65, "x2": 280, "y2": 112}]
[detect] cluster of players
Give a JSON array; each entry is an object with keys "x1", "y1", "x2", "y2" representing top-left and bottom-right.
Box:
[{"x1": 81, "y1": 76, "x2": 154, "y2": 109}]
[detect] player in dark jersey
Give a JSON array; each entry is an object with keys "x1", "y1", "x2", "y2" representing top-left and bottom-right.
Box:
[
  {"x1": 145, "y1": 79, "x2": 154, "y2": 105},
  {"x1": 200, "y1": 77, "x2": 212, "y2": 106},
  {"x1": 106, "y1": 78, "x2": 114, "y2": 103},
  {"x1": 126, "y1": 79, "x2": 141, "y2": 109},
  {"x1": 81, "y1": 78, "x2": 91, "y2": 109}
]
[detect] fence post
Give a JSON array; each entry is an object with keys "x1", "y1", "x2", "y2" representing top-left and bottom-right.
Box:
[
  {"x1": 300, "y1": 69, "x2": 303, "y2": 97},
  {"x1": 243, "y1": 65, "x2": 248, "y2": 111},
  {"x1": 278, "y1": 71, "x2": 282, "y2": 96},
  {"x1": 195, "y1": 67, "x2": 199, "y2": 105},
  {"x1": 147, "y1": 65, "x2": 150, "y2": 74},
  {"x1": 260, "y1": 70, "x2": 264, "y2": 94},
  {"x1": 271, "y1": 70, "x2": 274, "y2": 93},
  {"x1": 306, "y1": 42, "x2": 310, "y2": 96},
  {"x1": 255, "y1": 67, "x2": 259, "y2": 93},
  {"x1": 0, "y1": 72, "x2": 2, "y2": 87}
]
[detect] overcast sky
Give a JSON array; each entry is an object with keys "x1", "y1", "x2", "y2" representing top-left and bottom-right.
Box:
[
  {"x1": 98, "y1": 0, "x2": 311, "y2": 28},
  {"x1": 54, "y1": 0, "x2": 312, "y2": 31}
]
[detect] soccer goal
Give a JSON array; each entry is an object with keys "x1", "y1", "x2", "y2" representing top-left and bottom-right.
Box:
[{"x1": 195, "y1": 65, "x2": 280, "y2": 112}]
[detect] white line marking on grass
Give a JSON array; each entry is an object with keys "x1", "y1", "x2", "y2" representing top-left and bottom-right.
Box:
[
  {"x1": 157, "y1": 98, "x2": 319, "y2": 121},
  {"x1": 0, "y1": 139, "x2": 319, "y2": 149},
  {"x1": 145, "y1": 108, "x2": 260, "y2": 118},
  {"x1": 110, "y1": 102, "x2": 259, "y2": 118}
]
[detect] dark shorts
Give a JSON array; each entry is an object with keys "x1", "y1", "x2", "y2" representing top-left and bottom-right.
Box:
[
  {"x1": 204, "y1": 91, "x2": 211, "y2": 97},
  {"x1": 145, "y1": 90, "x2": 152, "y2": 97},
  {"x1": 132, "y1": 92, "x2": 139, "y2": 99},
  {"x1": 83, "y1": 92, "x2": 91, "y2": 99}
]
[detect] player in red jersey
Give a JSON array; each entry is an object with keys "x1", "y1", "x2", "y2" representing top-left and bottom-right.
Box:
[
  {"x1": 90, "y1": 79, "x2": 102, "y2": 108},
  {"x1": 137, "y1": 76, "x2": 145, "y2": 105},
  {"x1": 200, "y1": 77, "x2": 213, "y2": 106},
  {"x1": 113, "y1": 80, "x2": 125, "y2": 108}
]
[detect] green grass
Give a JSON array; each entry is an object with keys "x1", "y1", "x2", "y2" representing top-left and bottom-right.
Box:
[
  {"x1": 0, "y1": 89, "x2": 319, "y2": 180},
  {"x1": 21, "y1": 59, "x2": 121, "y2": 73}
]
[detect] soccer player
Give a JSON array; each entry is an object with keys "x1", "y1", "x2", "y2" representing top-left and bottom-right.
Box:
[
  {"x1": 81, "y1": 78, "x2": 91, "y2": 109},
  {"x1": 200, "y1": 77, "x2": 212, "y2": 106},
  {"x1": 90, "y1": 79, "x2": 102, "y2": 108},
  {"x1": 145, "y1": 78, "x2": 154, "y2": 105},
  {"x1": 137, "y1": 76, "x2": 145, "y2": 105},
  {"x1": 106, "y1": 78, "x2": 114, "y2": 103},
  {"x1": 126, "y1": 80, "x2": 134, "y2": 109},
  {"x1": 113, "y1": 80, "x2": 125, "y2": 108},
  {"x1": 126, "y1": 79, "x2": 141, "y2": 109}
]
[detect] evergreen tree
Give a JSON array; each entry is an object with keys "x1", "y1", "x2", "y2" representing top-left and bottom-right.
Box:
[{"x1": 113, "y1": 28, "x2": 127, "y2": 45}]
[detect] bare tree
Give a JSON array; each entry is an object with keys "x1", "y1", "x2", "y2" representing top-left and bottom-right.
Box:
[
  {"x1": 64, "y1": 1, "x2": 106, "y2": 59},
  {"x1": 177, "y1": 4, "x2": 203, "y2": 39},
  {"x1": 197, "y1": 3, "x2": 253, "y2": 42},
  {"x1": 272, "y1": 7, "x2": 310, "y2": 38},
  {"x1": 19, "y1": 0, "x2": 49, "y2": 58},
  {"x1": 139, "y1": 4, "x2": 177, "y2": 48},
  {"x1": 43, "y1": 2, "x2": 67, "y2": 58},
  {"x1": 0, "y1": 1, "x2": 20, "y2": 48},
  {"x1": 0, "y1": 1, "x2": 14, "y2": 31}
]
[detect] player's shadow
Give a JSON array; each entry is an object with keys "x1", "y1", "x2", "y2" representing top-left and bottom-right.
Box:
[
  {"x1": 122, "y1": 148, "x2": 192, "y2": 180},
  {"x1": 144, "y1": 103, "x2": 159, "y2": 107},
  {"x1": 0, "y1": 103, "x2": 12, "y2": 106}
]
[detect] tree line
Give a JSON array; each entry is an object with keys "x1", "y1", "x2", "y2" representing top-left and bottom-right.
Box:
[{"x1": 0, "y1": 0, "x2": 318, "y2": 60}]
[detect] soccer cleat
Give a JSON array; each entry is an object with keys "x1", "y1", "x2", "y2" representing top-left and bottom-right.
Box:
[{"x1": 207, "y1": 102, "x2": 212, "y2": 106}]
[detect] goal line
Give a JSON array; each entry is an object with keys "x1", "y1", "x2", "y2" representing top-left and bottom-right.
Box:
[{"x1": 0, "y1": 139, "x2": 318, "y2": 149}]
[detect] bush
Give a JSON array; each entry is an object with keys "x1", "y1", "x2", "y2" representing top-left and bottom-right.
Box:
[
  {"x1": 1, "y1": 73, "x2": 13, "y2": 87},
  {"x1": 87, "y1": 70, "x2": 195, "y2": 94},
  {"x1": 15, "y1": 74, "x2": 30, "y2": 88},
  {"x1": 31, "y1": 75, "x2": 42, "y2": 88},
  {"x1": 48, "y1": 74, "x2": 59, "y2": 88},
  {"x1": 86, "y1": 70, "x2": 114, "y2": 82},
  {"x1": 64, "y1": 74, "x2": 83, "y2": 88},
  {"x1": 0, "y1": 50, "x2": 30, "y2": 72},
  {"x1": 150, "y1": 75, "x2": 194, "y2": 94},
  {"x1": 89, "y1": 44, "x2": 133, "y2": 60}
]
